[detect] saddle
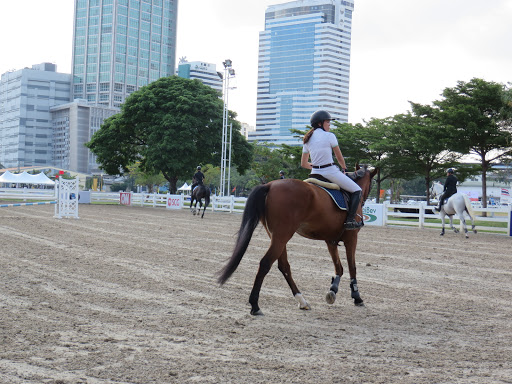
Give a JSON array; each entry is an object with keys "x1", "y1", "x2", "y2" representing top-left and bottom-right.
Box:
[{"x1": 304, "y1": 174, "x2": 350, "y2": 210}]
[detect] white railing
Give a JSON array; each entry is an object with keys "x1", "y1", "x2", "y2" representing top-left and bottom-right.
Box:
[
  {"x1": 0, "y1": 187, "x2": 57, "y2": 201},
  {"x1": 3, "y1": 188, "x2": 510, "y2": 235},
  {"x1": 89, "y1": 191, "x2": 248, "y2": 213},
  {"x1": 384, "y1": 201, "x2": 510, "y2": 234}
]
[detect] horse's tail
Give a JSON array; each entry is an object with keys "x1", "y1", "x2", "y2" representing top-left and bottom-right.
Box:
[
  {"x1": 217, "y1": 184, "x2": 269, "y2": 285},
  {"x1": 462, "y1": 194, "x2": 475, "y2": 218}
]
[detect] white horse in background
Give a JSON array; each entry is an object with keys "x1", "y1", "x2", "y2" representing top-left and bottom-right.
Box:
[{"x1": 430, "y1": 181, "x2": 477, "y2": 238}]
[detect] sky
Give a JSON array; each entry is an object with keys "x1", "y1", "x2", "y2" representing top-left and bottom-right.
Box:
[{"x1": 1, "y1": 0, "x2": 511, "y2": 128}]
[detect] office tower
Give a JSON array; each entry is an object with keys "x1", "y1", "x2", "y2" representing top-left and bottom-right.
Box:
[
  {"x1": 250, "y1": 0, "x2": 355, "y2": 146},
  {"x1": 72, "y1": 0, "x2": 178, "y2": 108},
  {"x1": 0, "y1": 63, "x2": 71, "y2": 169},
  {"x1": 177, "y1": 60, "x2": 223, "y2": 94},
  {"x1": 51, "y1": 101, "x2": 118, "y2": 174}
]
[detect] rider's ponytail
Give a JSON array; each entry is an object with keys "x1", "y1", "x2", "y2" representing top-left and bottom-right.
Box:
[{"x1": 303, "y1": 128, "x2": 314, "y2": 144}]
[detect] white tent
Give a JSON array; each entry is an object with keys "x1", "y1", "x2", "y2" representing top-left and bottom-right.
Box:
[
  {"x1": 0, "y1": 170, "x2": 17, "y2": 183},
  {"x1": 178, "y1": 182, "x2": 191, "y2": 191},
  {"x1": 0, "y1": 171, "x2": 55, "y2": 185}
]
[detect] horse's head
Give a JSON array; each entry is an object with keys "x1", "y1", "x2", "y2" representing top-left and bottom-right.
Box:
[
  {"x1": 354, "y1": 165, "x2": 378, "y2": 204},
  {"x1": 430, "y1": 181, "x2": 442, "y2": 199}
]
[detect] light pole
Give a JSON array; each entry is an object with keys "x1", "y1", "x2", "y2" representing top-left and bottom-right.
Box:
[{"x1": 219, "y1": 59, "x2": 235, "y2": 196}]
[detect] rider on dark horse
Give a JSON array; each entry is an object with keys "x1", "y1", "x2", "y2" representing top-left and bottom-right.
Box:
[
  {"x1": 191, "y1": 166, "x2": 205, "y2": 194},
  {"x1": 435, "y1": 168, "x2": 458, "y2": 211},
  {"x1": 301, "y1": 110, "x2": 363, "y2": 230}
]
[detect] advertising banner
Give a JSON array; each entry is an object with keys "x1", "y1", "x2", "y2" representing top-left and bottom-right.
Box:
[
  {"x1": 120, "y1": 192, "x2": 132, "y2": 206},
  {"x1": 166, "y1": 194, "x2": 183, "y2": 210},
  {"x1": 362, "y1": 203, "x2": 384, "y2": 226}
]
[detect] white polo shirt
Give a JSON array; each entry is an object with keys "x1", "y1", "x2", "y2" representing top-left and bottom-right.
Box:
[{"x1": 302, "y1": 129, "x2": 338, "y2": 167}]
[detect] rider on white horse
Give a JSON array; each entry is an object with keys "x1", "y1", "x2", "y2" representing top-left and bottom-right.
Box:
[{"x1": 435, "y1": 168, "x2": 458, "y2": 212}]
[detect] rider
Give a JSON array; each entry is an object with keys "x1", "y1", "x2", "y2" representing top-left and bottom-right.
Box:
[
  {"x1": 191, "y1": 166, "x2": 205, "y2": 194},
  {"x1": 435, "y1": 168, "x2": 458, "y2": 211},
  {"x1": 279, "y1": 170, "x2": 285, "y2": 179},
  {"x1": 301, "y1": 110, "x2": 363, "y2": 230}
]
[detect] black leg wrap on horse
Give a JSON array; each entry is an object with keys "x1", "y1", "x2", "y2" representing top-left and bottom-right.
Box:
[
  {"x1": 345, "y1": 191, "x2": 364, "y2": 230},
  {"x1": 330, "y1": 275, "x2": 341, "y2": 294},
  {"x1": 350, "y1": 278, "x2": 362, "y2": 304}
]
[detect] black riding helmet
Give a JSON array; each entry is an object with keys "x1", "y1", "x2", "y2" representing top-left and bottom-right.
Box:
[
  {"x1": 310, "y1": 110, "x2": 335, "y2": 128},
  {"x1": 447, "y1": 168, "x2": 454, "y2": 174},
  {"x1": 197, "y1": 166, "x2": 201, "y2": 170}
]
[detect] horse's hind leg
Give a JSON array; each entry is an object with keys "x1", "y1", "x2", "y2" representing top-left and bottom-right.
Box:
[
  {"x1": 277, "y1": 249, "x2": 310, "y2": 310},
  {"x1": 249, "y1": 240, "x2": 289, "y2": 316},
  {"x1": 325, "y1": 242, "x2": 343, "y2": 305},
  {"x1": 466, "y1": 209, "x2": 477, "y2": 234},
  {"x1": 459, "y1": 214, "x2": 469, "y2": 238}
]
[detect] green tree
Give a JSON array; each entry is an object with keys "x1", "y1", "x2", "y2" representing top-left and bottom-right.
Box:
[
  {"x1": 127, "y1": 163, "x2": 167, "y2": 193},
  {"x1": 388, "y1": 106, "x2": 465, "y2": 204},
  {"x1": 86, "y1": 76, "x2": 253, "y2": 193},
  {"x1": 332, "y1": 119, "x2": 402, "y2": 203},
  {"x1": 434, "y1": 78, "x2": 512, "y2": 208},
  {"x1": 251, "y1": 143, "x2": 290, "y2": 184}
]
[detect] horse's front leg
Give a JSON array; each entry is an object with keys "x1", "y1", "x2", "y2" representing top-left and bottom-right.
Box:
[
  {"x1": 342, "y1": 233, "x2": 364, "y2": 306},
  {"x1": 325, "y1": 241, "x2": 343, "y2": 305},
  {"x1": 277, "y1": 248, "x2": 310, "y2": 310}
]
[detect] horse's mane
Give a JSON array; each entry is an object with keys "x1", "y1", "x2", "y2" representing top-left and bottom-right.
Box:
[{"x1": 349, "y1": 165, "x2": 369, "y2": 181}]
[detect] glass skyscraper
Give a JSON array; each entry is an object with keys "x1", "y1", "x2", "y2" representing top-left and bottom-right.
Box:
[
  {"x1": 249, "y1": 0, "x2": 355, "y2": 146},
  {"x1": 72, "y1": 0, "x2": 178, "y2": 108}
]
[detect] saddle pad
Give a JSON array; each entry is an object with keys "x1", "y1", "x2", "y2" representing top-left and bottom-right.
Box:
[{"x1": 314, "y1": 184, "x2": 348, "y2": 210}]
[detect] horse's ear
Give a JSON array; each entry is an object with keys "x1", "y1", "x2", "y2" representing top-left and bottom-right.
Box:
[{"x1": 355, "y1": 163, "x2": 360, "y2": 171}]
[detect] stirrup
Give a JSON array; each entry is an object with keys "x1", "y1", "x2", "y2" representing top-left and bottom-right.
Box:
[{"x1": 344, "y1": 219, "x2": 364, "y2": 230}]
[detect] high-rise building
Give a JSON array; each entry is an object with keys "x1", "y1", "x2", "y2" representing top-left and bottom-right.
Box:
[
  {"x1": 177, "y1": 60, "x2": 223, "y2": 94},
  {"x1": 0, "y1": 63, "x2": 71, "y2": 169},
  {"x1": 71, "y1": 0, "x2": 178, "y2": 108},
  {"x1": 250, "y1": 0, "x2": 355, "y2": 146},
  {"x1": 51, "y1": 100, "x2": 118, "y2": 174}
]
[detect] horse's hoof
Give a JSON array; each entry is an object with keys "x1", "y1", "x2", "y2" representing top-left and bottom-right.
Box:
[
  {"x1": 326, "y1": 290, "x2": 336, "y2": 305},
  {"x1": 454, "y1": 229, "x2": 459, "y2": 233},
  {"x1": 440, "y1": 233, "x2": 444, "y2": 236},
  {"x1": 299, "y1": 304, "x2": 311, "y2": 310},
  {"x1": 251, "y1": 309, "x2": 264, "y2": 316},
  {"x1": 354, "y1": 299, "x2": 365, "y2": 307},
  {"x1": 473, "y1": 230, "x2": 477, "y2": 234}
]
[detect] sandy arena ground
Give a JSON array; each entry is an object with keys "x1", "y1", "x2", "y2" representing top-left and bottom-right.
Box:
[{"x1": 0, "y1": 204, "x2": 511, "y2": 384}]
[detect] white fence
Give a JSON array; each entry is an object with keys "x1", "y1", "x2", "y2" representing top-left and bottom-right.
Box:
[
  {"x1": 384, "y1": 201, "x2": 511, "y2": 235},
  {"x1": 2, "y1": 188, "x2": 511, "y2": 235},
  {"x1": 0, "y1": 187, "x2": 56, "y2": 201},
  {"x1": 89, "y1": 191, "x2": 248, "y2": 214}
]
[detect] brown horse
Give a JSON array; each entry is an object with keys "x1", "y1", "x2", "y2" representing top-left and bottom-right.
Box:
[{"x1": 217, "y1": 165, "x2": 378, "y2": 315}]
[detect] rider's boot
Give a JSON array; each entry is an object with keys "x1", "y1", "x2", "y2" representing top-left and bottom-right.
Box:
[
  {"x1": 435, "y1": 196, "x2": 444, "y2": 212},
  {"x1": 344, "y1": 190, "x2": 364, "y2": 230}
]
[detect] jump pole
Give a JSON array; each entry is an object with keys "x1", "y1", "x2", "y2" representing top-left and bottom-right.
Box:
[{"x1": 0, "y1": 201, "x2": 57, "y2": 208}]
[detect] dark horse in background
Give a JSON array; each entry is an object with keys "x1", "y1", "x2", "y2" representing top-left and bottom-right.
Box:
[
  {"x1": 218, "y1": 165, "x2": 378, "y2": 315},
  {"x1": 190, "y1": 184, "x2": 210, "y2": 219}
]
